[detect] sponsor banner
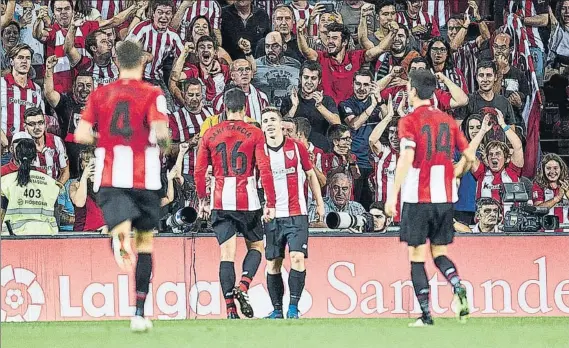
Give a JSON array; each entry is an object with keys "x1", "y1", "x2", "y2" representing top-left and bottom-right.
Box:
[{"x1": 1, "y1": 236, "x2": 568, "y2": 321}]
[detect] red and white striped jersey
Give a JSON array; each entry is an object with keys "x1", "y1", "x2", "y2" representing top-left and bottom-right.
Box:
[
  {"x1": 90, "y1": 0, "x2": 127, "y2": 19},
  {"x1": 45, "y1": 21, "x2": 100, "y2": 94},
  {"x1": 531, "y1": 183, "x2": 569, "y2": 228},
  {"x1": 81, "y1": 58, "x2": 120, "y2": 88},
  {"x1": 395, "y1": 11, "x2": 440, "y2": 38},
  {"x1": 178, "y1": 0, "x2": 222, "y2": 42},
  {"x1": 453, "y1": 41, "x2": 479, "y2": 95},
  {"x1": 473, "y1": 162, "x2": 522, "y2": 203},
  {"x1": 370, "y1": 144, "x2": 402, "y2": 222},
  {"x1": 126, "y1": 20, "x2": 184, "y2": 80},
  {"x1": 81, "y1": 79, "x2": 169, "y2": 191},
  {"x1": 507, "y1": 0, "x2": 548, "y2": 50},
  {"x1": 254, "y1": 0, "x2": 283, "y2": 19},
  {"x1": 169, "y1": 106, "x2": 214, "y2": 175},
  {"x1": 33, "y1": 133, "x2": 68, "y2": 180},
  {"x1": 432, "y1": 67, "x2": 469, "y2": 94},
  {"x1": 380, "y1": 86, "x2": 452, "y2": 113},
  {"x1": 370, "y1": 144, "x2": 397, "y2": 202},
  {"x1": 265, "y1": 138, "x2": 312, "y2": 217},
  {"x1": 290, "y1": 2, "x2": 318, "y2": 35},
  {"x1": 398, "y1": 105, "x2": 469, "y2": 203},
  {"x1": 194, "y1": 120, "x2": 277, "y2": 211},
  {"x1": 422, "y1": 0, "x2": 450, "y2": 28},
  {"x1": 306, "y1": 142, "x2": 323, "y2": 203},
  {"x1": 0, "y1": 73, "x2": 45, "y2": 140},
  {"x1": 182, "y1": 62, "x2": 231, "y2": 102},
  {"x1": 212, "y1": 85, "x2": 269, "y2": 123}
]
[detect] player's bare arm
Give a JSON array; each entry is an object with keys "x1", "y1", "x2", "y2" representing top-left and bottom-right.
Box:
[{"x1": 75, "y1": 119, "x2": 96, "y2": 144}]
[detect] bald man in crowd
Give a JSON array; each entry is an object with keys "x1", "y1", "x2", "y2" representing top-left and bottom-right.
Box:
[{"x1": 253, "y1": 31, "x2": 301, "y2": 107}]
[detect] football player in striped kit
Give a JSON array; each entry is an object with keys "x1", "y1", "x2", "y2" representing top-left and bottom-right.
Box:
[{"x1": 261, "y1": 107, "x2": 324, "y2": 319}]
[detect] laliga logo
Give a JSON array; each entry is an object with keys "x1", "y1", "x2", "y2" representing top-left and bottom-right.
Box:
[{"x1": 1, "y1": 265, "x2": 45, "y2": 322}]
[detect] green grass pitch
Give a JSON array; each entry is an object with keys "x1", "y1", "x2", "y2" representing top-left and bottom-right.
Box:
[{"x1": 2, "y1": 317, "x2": 569, "y2": 348}]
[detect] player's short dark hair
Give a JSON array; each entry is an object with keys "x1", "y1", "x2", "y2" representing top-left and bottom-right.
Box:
[
  {"x1": 152, "y1": 0, "x2": 175, "y2": 13},
  {"x1": 197, "y1": 35, "x2": 218, "y2": 50},
  {"x1": 376, "y1": 0, "x2": 395, "y2": 13},
  {"x1": 225, "y1": 88, "x2": 247, "y2": 113},
  {"x1": 300, "y1": 60, "x2": 322, "y2": 79},
  {"x1": 24, "y1": 107, "x2": 43, "y2": 119},
  {"x1": 116, "y1": 41, "x2": 144, "y2": 70},
  {"x1": 369, "y1": 201, "x2": 385, "y2": 212},
  {"x1": 261, "y1": 107, "x2": 283, "y2": 119},
  {"x1": 328, "y1": 124, "x2": 350, "y2": 142},
  {"x1": 353, "y1": 69, "x2": 373, "y2": 82},
  {"x1": 477, "y1": 60, "x2": 497, "y2": 74},
  {"x1": 294, "y1": 117, "x2": 311, "y2": 138},
  {"x1": 85, "y1": 29, "x2": 106, "y2": 56},
  {"x1": 408, "y1": 70, "x2": 437, "y2": 100},
  {"x1": 325, "y1": 22, "x2": 351, "y2": 43}
]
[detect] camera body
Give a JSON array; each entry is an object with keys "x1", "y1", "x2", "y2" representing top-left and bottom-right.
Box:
[
  {"x1": 326, "y1": 212, "x2": 375, "y2": 233},
  {"x1": 501, "y1": 183, "x2": 559, "y2": 232}
]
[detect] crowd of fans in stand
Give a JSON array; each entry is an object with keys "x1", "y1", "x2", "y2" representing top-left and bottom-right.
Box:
[{"x1": 1, "y1": 0, "x2": 569, "y2": 236}]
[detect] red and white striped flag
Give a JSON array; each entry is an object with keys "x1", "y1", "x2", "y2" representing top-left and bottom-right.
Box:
[{"x1": 503, "y1": 13, "x2": 542, "y2": 178}]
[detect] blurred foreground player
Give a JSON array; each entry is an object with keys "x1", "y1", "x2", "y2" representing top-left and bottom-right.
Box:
[
  {"x1": 75, "y1": 41, "x2": 170, "y2": 332},
  {"x1": 194, "y1": 88, "x2": 277, "y2": 319},
  {"x1": 385, "y1": 70, "x2": 473, "y2": 327},
  {"x1": 260, "y1": 108, "x2": 325, "y2": 319}
]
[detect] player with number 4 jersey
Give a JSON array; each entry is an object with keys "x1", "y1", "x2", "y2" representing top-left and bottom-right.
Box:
[
  {"x1": 385, "y1": 70, "x2": 474, "y2": 328},
  {"x1": 194, "y1": 88, "x2": 276, "y2": 320},
  {"x1": 75, "y1": 41, "x2": 171, "y2": 333}
]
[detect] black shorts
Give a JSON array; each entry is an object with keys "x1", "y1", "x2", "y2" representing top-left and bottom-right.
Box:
[
  {"x1": 211, "y1": 209, "x2": 263, "y2": 245},
  {"x1": 97, "y1": 188, "x2": 162, "y2": 231},
  {"x1": 264, "y1": 215, "x2": 309, "y2": 260},
  {"x1": 400, "y1": 203, "x2": 454, "y2": 247}
]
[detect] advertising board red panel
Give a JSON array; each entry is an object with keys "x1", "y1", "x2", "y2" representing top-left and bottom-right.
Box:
[{"x1": 1, "y1": 236, "x2": 568, "y2": 321}]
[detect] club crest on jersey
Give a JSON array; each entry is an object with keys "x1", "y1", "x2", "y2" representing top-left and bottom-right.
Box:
[
  {"x1": 286, "y1": 150, "x2": 295, "y2": 160},
  {"x1": 345, "y1": 63, "x2": 353, "y2": 71}
]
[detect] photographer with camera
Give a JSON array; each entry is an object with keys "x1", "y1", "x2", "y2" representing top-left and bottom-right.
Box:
[
  {"x1": 308, "y1": 172, "x2": 366, "y2": 228},
  {"x1": 532, "y1": 153, "x2": 569, "y2": 231},
  {"x1": 472, "y1": 197, "x2": 502, "y2": 233}
]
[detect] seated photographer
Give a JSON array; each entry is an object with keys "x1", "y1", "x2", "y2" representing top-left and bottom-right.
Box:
[
  {"x1": 472, "y1": 197, "x2": 502, "y2": 233},
  {"x1": 532, "y1": 153, "x2": 569, "y2": 230},
  {"x1": 468, "y1": 111, "x2": 524, "y2": 212},
  {"x1": 308, "y1": 172, "x2": 365, "y2": 228}
]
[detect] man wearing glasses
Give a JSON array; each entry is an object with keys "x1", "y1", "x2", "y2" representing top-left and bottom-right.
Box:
[
  {"x1": 213, "y1": 59, "x2": 269, "y2": 123},
  {"x1": 322, "y1": 124, "x2": 361, "y2": 193},
  {"x1": 253, "y1": 31, "x2": 301, "y2": 107},
  {"x1": 23, "y1": 107, "x2": 70, "y2": 186},
  {"x1": 308, "y1": 172, "x2": 365, "y2": 228}
]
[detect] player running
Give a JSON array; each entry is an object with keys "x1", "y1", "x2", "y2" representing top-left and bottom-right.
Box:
[
  {"x1": 385, "y1": 70, "x2": 474, "y2": 327},
  {"x1": 75, "y1": 41, "x2": 170, "y2": 332},
  {"x1": 194, "y1": 88, "x2": 277, "y2": 319},
  {"x1": 260, "y1": 108, "x2": 325, "y2": 319}
]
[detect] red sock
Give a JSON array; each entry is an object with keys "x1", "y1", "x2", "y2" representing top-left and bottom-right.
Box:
[{"x1": 239, "y1": 276, "x2": 252, "y2": 292}]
